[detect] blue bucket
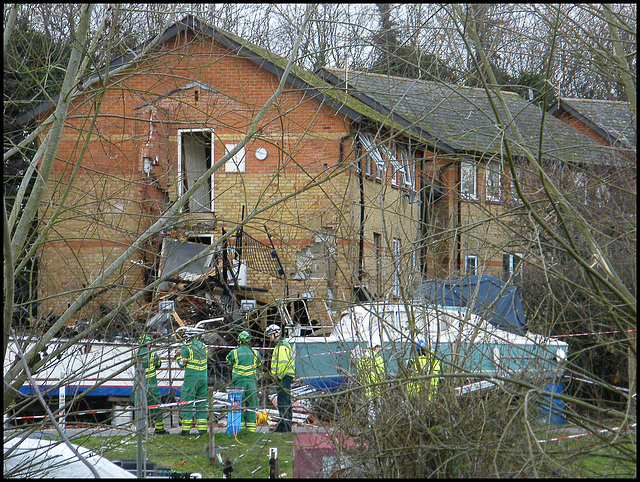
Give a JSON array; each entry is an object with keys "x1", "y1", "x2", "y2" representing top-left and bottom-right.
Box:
[
  {"x1": 226, "y1": 387, "x2": 244, "y2": 435},
  {"x1": 538, "y1": 382, "x2": 565, "y2": 424}
]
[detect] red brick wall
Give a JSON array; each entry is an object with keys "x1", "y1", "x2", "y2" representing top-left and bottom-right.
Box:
[{"x1": 37, "y1": 29, "x2": 358, "y2": 318}]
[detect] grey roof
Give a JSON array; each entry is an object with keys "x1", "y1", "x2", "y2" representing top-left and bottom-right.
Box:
[
  {"x1": 548, "y1": 97, "x2": 636, "y2": 153},
  {"x1": 14, "y1": 15, "x2": 626, "y2": 169},
  {"x1": 318, "y1": 68, "x2": 621, "y2": 166}
]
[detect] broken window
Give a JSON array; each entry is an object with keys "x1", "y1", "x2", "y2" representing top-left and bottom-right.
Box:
[
  {"x1": 157, "y1": 237, "x2": 215, "y2": 290},
  {"x1": 179, "y1": 129, "x2": 213, "y2": 212}
]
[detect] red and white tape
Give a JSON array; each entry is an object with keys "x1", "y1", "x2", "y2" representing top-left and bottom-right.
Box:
[
  {"x1": 535, "y1": 423, "x2": 636, "y2": 444},
  {"x1": 565, "y1": 375, "x2": 631, "y2": 393},
  {"x1": 550, "y1": 329, "x2": 636, "y2": 339}
]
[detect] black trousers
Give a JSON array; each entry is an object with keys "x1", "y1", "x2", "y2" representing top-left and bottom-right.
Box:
[{"x1": 275, "y1": 375, "x2": 293, "y2": 432}]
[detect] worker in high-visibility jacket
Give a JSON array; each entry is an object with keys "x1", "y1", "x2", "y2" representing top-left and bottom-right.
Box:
[
  {"x1": 133, "y1": 335, "x2": 167, "y2": 434},
  {"x1": 265, "y1": 324, "x2": 295, "y2": 432},
  {"x1": 354, "y1": 343, "x2": 385, "y2": 420},
  {"x1": 226, "y1": 330, "x2": 262, "y2": 432},
  {"x1": 406, "y1": 338, "x2": 441, "y2": 401},
  {"x1": 174, "y1": 328, "x2": 208, "y2": 436}
]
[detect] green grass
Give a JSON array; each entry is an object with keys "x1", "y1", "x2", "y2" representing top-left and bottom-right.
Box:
[
  {"x1": 71, "y1": 423, "x2": 635, "y2": 478},
  {"x1": 543, "y1": 437, "x2": 636, "y2": 478},
  {"x1": 75, "y1": 430, "x2": 298, "y2": 478},
  {"x1": 530, "y1": 422, "x2": 636, "y2": 478}
]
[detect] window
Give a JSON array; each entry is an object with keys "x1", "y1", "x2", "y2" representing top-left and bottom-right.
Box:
[
  {"x1": 595, "y1": 182, "x2": 611, "y2": 206},
  {"x1": 158, "y1": 236, "x2": 216, "y2": 290},
  {"x1": 374, "y1": 232, "x2": 382, "y2": 296},
  {"x1": 383, "y1": 143, "x2": 402, "y2": 187},
  {"x1": 224, "y1": 143, "x2": 245, "y2": 173},
  {"x1": 359, "y1": 133, "x2": 385, "y2": 180},
  {"x1": 503, "y1": 252, "x2": 523, "y2": 280},
  {"x1": 574, "y1": 171, "x2": 589, "y2": 204},
  {"x1": 179, "y1": 129, "x2": 213, "y2": 212},
  {"x1": 392, "y1": 238, "x2": 402, "y2": 296},
  {"x1": 399, "y1": 147, "x2": 414, "y2": 190},
  {"x1": 461, "y1": 162, "x2": 477, "y2": 199},
  {"x1": 465, "y1": 254, "x2": 478, "y2": 275},
  {"x1": 486, "y1": 160, "x2": 501, "y2": 201},
  {"x1": 510, "y1": 165, "x2": 524, "y2": 203}
]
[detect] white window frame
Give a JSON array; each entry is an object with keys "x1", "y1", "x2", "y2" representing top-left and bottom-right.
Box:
[
  {"x1": 511, "y1": 165, "x2": 524, "y2": 203},
  {"x1": 224, "y1": 143, "x2": 246, "y2": 173},
  {"x1": 400, "y1": 147, "x2": 414, "y2": 190},
  {"x1": 382, "y1": 143, "x2": 402, "y2": 187},
  {"x1": 178, "y1": 128, "x2": 214, "y2": 213},
  {"x1": 486, "y1": 160, "x2": 501, "y2": 202},
  {"x1": 595, "y1": 182, "x2": 611, "y2": 206},
  {"x1": 374, "y1": 232, "x2": 382, "y2": 296},
  {"x1": 574, "y1": 171, "x2": 589, "y2": 205},
  {"x1": 465, "y1": 254, "x2": 478, "y2": 275},
  {"x1": 461, "y1": 162, "x2": 477, "y2": 199},
  {"x1": 360, "y1": 133, "x2": 385, "y2": 181},
  {"x1": 392, "y1": 237, "x2": 402, "y2": 296},
  {"x1": 503, "y1": 252, "x2": 523, "y2": 279}
]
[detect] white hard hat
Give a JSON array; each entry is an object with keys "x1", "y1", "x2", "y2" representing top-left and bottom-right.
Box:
[{"x1": 265, "y1": 324, "x2": 281, "y2": 336}]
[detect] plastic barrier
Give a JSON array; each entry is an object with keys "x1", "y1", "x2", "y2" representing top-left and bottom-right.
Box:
[
  {"x1": 226, "y1": 387, "x2": 244, "y2": 435},
  {"x1": 538, "y1": 382, "x2": 565, "y2": 425}
]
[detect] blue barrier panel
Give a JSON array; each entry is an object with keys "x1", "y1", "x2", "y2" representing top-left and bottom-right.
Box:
[
  {"x1": 538, "y1": 382, "x2": 565, "y2": 425},
  {"x1": 226, "y1": 387, "x2": 244, "y2": 435}
]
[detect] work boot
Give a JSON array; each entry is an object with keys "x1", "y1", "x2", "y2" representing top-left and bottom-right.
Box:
[
  {"x1": 154, "y1": 429, "x2": 169, "y2": 435},
  {"x1": 180, "y1": 430, "x2": 191, "y2": 436}
]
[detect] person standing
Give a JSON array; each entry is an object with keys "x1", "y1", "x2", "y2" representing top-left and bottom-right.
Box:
[
  {"x1": 406, "y1": 338, "x2": 441, "y2": 401},
  {"x1": 353, "y1": 342, "x2": 385, "y2": 421},
  {"x1": 226, "y1": 330, "x2": 262, "y2": 433},
  {"x1": 265, "y1": 324, "x2": 295, "y2": 432},
  {"x1": 174, "y1": 328, "x2": 208, "y2": 436},
  {"x1": 133, "y1": 335, "x2": 167, "y2": 435}
]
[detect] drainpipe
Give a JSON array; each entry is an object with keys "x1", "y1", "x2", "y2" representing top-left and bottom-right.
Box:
[
  {"x1": 456, "y1": 161, "x2": 462, "y2": 273},
  {"x1": 338, "y1": 130, "x2": 357, "y2": 165},
  {"x1": 338, "y1": 130, "x2": 364, "y2": 285}
]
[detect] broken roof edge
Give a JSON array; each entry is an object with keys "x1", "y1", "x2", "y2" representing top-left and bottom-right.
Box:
[{"x1": 134, "y1": 81, "x2": 218, "y2": 110}]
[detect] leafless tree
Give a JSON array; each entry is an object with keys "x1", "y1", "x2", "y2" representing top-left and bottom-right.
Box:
[{"x1": 4, "y1": 3, "x2": 636, "y2": 478}]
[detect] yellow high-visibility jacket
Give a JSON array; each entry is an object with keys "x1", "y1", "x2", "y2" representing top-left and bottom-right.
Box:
[
  {"x1": 270, "y1": 339, "x2": 295, "y2": 379},
  {"x1": 356, "y1": 349, "x2": 385, "y2": 397},
  {"x1": 407, "y1": 352, "x2": 441, "y2": 400}
]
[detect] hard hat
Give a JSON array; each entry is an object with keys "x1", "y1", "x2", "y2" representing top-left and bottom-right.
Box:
[
  {"x1": 265, "y1": 324, "x2": 281, "y2": 336},
  {"x1": 138, "y1": 335, "x2": 153, "y2": 345},
  {"x1": 415, "y1": 338, "x2": 427, "y2": 350},
  {"x1": 238, "y1": 330, "x2": 250, "y2": 342}
]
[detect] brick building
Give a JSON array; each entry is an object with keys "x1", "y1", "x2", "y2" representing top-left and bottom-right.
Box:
[{"x1": 17, "y1": 15, "x2": 620, "y2": 330}]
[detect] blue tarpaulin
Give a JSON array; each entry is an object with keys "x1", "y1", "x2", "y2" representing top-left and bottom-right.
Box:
[{"x1": 414, "y1": 275, "x2": 527, "y2": 335}]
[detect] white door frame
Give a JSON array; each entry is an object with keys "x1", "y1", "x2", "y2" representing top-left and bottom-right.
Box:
[{"x1": 177, "y1": 128, "x2": 215, "y2": 212}]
